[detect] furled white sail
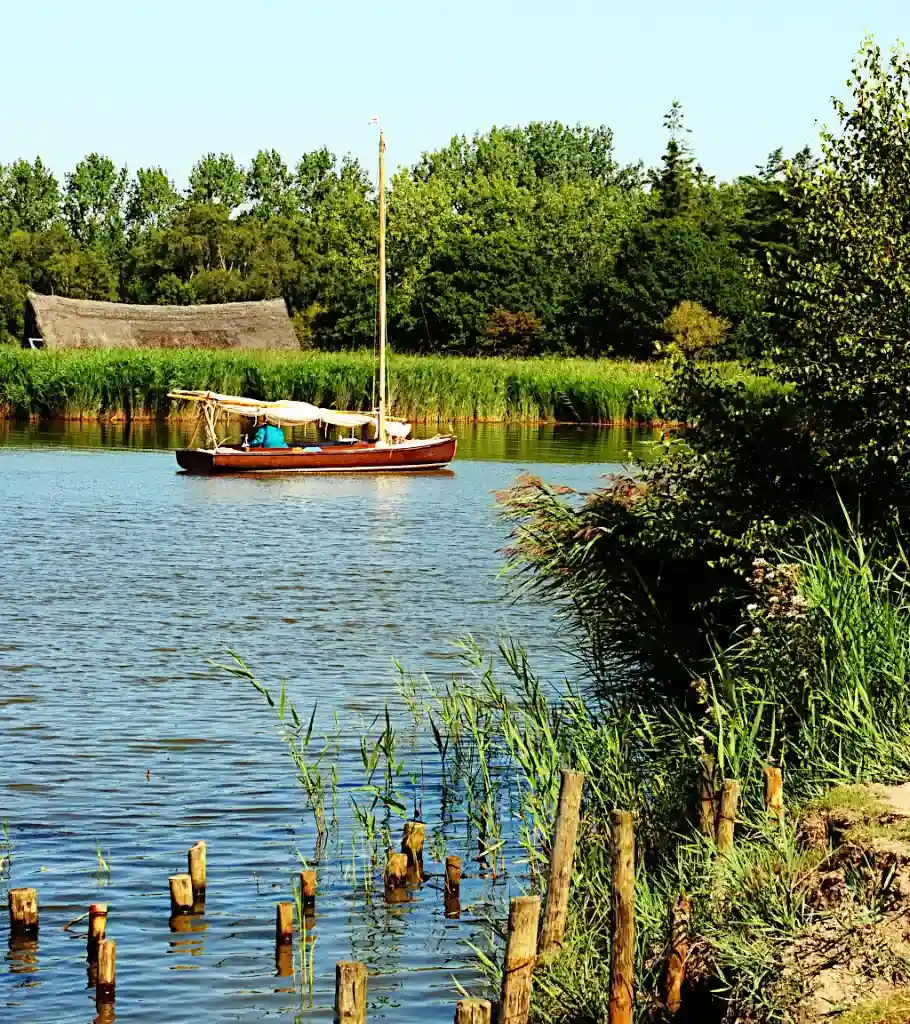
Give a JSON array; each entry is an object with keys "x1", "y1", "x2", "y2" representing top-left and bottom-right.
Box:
[{"x1": 168, "y1": 389, "x2": 411, "y2": 438}]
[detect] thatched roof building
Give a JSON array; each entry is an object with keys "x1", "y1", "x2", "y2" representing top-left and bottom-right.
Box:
[{"x1": 24, "y1": 293, "x2": 299, "y2": 351}]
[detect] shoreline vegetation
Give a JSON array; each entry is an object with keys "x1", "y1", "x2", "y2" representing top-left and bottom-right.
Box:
[{"x1": 0, "y1": 348, "x2": 777, "y2": 425}]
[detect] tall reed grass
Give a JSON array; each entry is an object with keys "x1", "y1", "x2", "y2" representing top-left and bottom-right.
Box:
[
  {"x1": 389, "y1": 525, "x2": 910, "y2": 1022},
  {"x1": 0, "y1": 347, "x2": 773, "y2": 424}
]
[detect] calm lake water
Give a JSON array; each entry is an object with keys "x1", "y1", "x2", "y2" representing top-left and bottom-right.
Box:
[{"x1": 0, "y1": 422, "x2": 654, "y2": 1024}]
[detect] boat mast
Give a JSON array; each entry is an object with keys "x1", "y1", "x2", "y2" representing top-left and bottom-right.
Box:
[{"x1": 377, "y1": 130, "x2": 387, "y2": 443}]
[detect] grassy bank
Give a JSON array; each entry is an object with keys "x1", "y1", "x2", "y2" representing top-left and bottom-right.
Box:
[{"x1": 0, "y1": 348, "x2": 777, "y2": 424}]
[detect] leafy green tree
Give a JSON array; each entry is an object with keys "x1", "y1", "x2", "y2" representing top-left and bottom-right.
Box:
[
  {"x1": 125, "y1": 167, "x2": 180, "y2": 235},
  {"x1": 63, "y1": 154, "x2": 127, "y2": 250},
  {"x1": 650, "y1": 101, "x2": 697, "y2": 219},
  {"x1": 188, "y1": 153, "x2": 247, "y2": 211},
  {"x1": 295, "y1": 148, "x2": 336, "y2": 212},
  {"x1": 0, "y1": 267, "x2": 26, "y2": 342},
  {"x1": 46, "y1": 248, "x2": 119, "y2": 300},
  {"x1": 764, "y1": 37, "x2": 910, "y2": 515},
  {"x1": 0, "y1": 158, "x2": 60, "y2": 236},
  {"x1": 735, "y1": 147, "x2": 814, "y2": 272},
  {"x1": 603, "y1": 105, "x2": 754, "y2": 357},
  {"x1": 247, "y1": 149, "x2": 296, "y2": 217}
]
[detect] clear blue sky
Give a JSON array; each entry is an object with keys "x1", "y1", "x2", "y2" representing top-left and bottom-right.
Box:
[{"x1": 0, "y1": 0, "x2": 905, "y2": 186}]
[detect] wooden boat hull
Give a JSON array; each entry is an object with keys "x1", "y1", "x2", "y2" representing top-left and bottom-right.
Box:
[{"x1": 175, "y1": 435, "x2": 457, "y2": 474}]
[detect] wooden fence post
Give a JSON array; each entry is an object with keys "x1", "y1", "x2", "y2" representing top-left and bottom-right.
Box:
[
  {"x1": 445, "y1": 855, "x2": 462, "y2": 918},
  {"x1": 335, "y1": 960, "x2": 368, "y2": 1024},
  {"x1": 401, "y1": 821, "x2": 426, "y2": 875},
  {"x1": 539, "y1": 769, "x2": 584, "y2": 958},
  {"x1": 188, "y1": 841, "x2": 207, "y2": 905},
  {"x1": 8, "y1": 888, "x2": 38, "y2": 934},
  {"x1": 455, "y1": 998, "x2": 492, "y2": 1023},
  {"x1": 698, "y1": 755, "x2": 716, "y2": 837},
  {"x1": 276, "y1": 902, "x2": 294, "y2": 978},
  {"x1": 384, "y1": 850, "x2": 408, "y2": 887},
  {"x1": 499, "y1": 895, "x2": 540, "y2": 1024},
  {"x1": 301, "y1": 869, "x2": 317, "y2": 910},
  {"x1": 276, "y1": 902, "x2": 293, "y2": 945},
  {"x1": 715, "y1": 780, "x2": 741, "y2": 854},
  {"x1": 96, "y1": 938, "x2": 116, "y2": 1003},
  {"x1": 87, "y1": 903, "x2": 108, "y2": 961},
  {"x1": 445, "y1": 855, "x2": 462, "y2": 896},
  {"x1": 764, "y1": 766, "x2": 784, "y2": 822},
  {"x1": 663, "y1": 893, "x2": 691, "y2": 1016},
  {"x1": 609, "y1": 811, "x2": 634, "y2": 1024},
  {"x1": 169, "y1": 874, "x2": 194, "y2": 916}
]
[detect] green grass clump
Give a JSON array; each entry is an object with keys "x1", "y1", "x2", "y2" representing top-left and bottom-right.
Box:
[
  {"x1": 838, "y1": 991, "x2": 910, "y2": 1024},
  {"x1": 0, "y1": 348, "x2": 773, "y2": 424}
]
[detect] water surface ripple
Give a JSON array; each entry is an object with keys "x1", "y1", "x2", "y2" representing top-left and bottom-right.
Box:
[{"x1": 0, "y1": 424, "x2": 650, "y2": 1023}]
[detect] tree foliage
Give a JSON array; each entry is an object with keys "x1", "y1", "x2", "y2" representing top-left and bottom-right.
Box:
[
  {"x1": 501, "y1": 38, "x2": 910, "y2": 699},
  {"x1": 0, "y1": 119, "x2": 794, "y2": 349}
]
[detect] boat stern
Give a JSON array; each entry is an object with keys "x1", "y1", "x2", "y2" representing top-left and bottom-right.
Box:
[{"x1": 175, "y1": 448, "x2": 216, "y2": 473}]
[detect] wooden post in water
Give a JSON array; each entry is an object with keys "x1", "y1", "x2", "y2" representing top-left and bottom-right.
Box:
[
  {"x1": 276, "y1": 902, "x2": 293, "y2": 945},
  {"x1": 444, "y1": 855, "x2": 462, "y2": 918},
  {"x1": 664, "y1": 893, "x2": 691, "y2": 1016},
  {"x1": 764, "y1": 766, "x2": 784, "y2": 823},
  {"x1": 335, "y1": 960, "x2": 368, "y2": 1024},
  {"x1": 401, "y1": 821, "x2": 425, "y2": 875},
  {"x1": 300, "y1": 869, "x2": 317, "y2": 911},
  {"x1": 275, "y1": 901, "x2": 294, "y2": 976},
  {"x1": 169, "y1": 873, "x2": 194, "y2": 916},
  {"x1": 715, "y1": 780, "x2": 741, "y2": 854},
  {"x1": 188, "y1": 842, "x2": 207, "y2": 907},
  {"x1": 698, "y1": 755, "x2": 716, "y2": 837},
  {"x1": 384, "y1": 850, "x2": 408, "y2": 888},
  {"x1": 87, "y1": 903, "x2": 108, "y2": 961},
  {"x1": 96, "y1": 938, "x2": 116, "y2": 1003},
  {"x1": 455, "y1": 998, "x2": 492, "y2": 1024},
  {"x1": 499, "y1": 895, "x2": 540, "y2": 1024},
  {"x1": 8, "y1": 888, "x2": 38, "y2": 935},
  {"x1": 445, "y1": 856, "x2": 462, "y2": 896},
  {"x1": 609, "y1": 811, "x2": 635, "y2": 1024},
  {"x1": 539, "y1": 769, "x2": 584, "y2": 958}
]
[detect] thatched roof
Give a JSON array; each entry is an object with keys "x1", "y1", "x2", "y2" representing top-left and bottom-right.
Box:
[{"x1": 24, "y1": 293, "x2": 299, "y2": 351}]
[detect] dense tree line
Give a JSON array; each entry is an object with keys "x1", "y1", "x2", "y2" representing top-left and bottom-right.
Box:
[{"x1": 0, "y1": 111, "x2": 801, "y2": 356}]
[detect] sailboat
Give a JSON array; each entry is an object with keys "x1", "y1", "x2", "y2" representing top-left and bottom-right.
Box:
[{"x1": 169, "y1": 131, "x2": 457, "y2": 475}]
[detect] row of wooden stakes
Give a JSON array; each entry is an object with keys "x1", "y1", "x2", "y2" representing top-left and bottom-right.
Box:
[
  {"x1": 610, "y1": 759, "x2": 787, "y2": 1024},
  {"x1": 4, "y1": 770, "x2": 588, "y2": 1023}
]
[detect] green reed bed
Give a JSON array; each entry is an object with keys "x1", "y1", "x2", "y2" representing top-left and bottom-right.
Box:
[{"x1": 0, "y1": 347, "x2": 772, "y2": 424}]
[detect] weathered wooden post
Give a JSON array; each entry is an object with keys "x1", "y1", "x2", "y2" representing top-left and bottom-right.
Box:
[
  {"x1": 715, "y1": 780, "x2": 741, "y2": 854},
  {"x1": 455, "y1": 998, "x2": 492, "y2": 1024},
  {"x1": 445, "y1": 855, "x2": 462, "y2": 897},
  {"x1": 300, "y1": 869, "x2": 317, "y2": 911},
  {"x1": 87, "y1": 903, "x2": 108, "y2": 961},
  {"x1": 276, "y1": 902, "x2": 294, "y2": 945},
  {"x1": 275, "y1": 901, "x2": 294, "y2": 976},
  {"x1": 445, "y1": 855, "x2": 463, "y2": 918},
  {"x1": 609, "y1": 811, "x2": 634, "y2": 1024},
  {"x1": 8, "y1": 888, "x2": 38, "y2": 935},
  {"x1": 539, "y1": 769, "x2": 585, "y2": 958},
  {"x1": 764, "y1": 766, "x2": 784, "y2": 822},
  {"x1": 335, "y1": 960, "x2": 368, "y2": 1024},
  {"x1": 384, "y1": 850, "x2": 408, "y2": 888},
  {"x1": 499, "y1": 895, "x2": 540, "y2": 1024},
  {"x1": 401, "y1": 821, "x2": 426, "y2": 876},
  {"x1": 96, "y1": 938, "x2": 116, "y2": 1003},
  {"x1": 664, "y1": 893, "x2": 691, "y2": 1016},
  {"x1": 188, "y1": 841, "x2": 207, "y2": 908},
  {"x1": 169, "y1": 873, "x2": 194, "y2": 916},
  {"x1": 698, "y1": 755, "x2": 716, "y2": 837}
]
